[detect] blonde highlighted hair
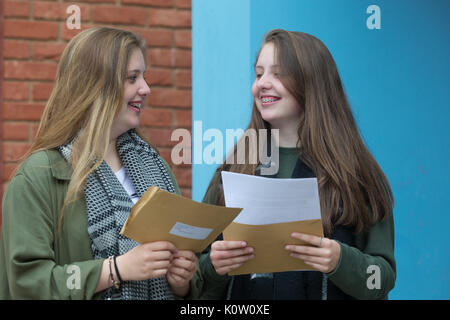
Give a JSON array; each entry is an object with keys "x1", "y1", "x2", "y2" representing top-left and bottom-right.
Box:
[{"x1": 16, "y1": 27, "x2": 149, "y2": 226}]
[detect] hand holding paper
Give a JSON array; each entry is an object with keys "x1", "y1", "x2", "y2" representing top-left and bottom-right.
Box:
[
  {"x1": 286, "y1": 232, "x2": 341, "y2": 274},
  {"x1": 221, "y1": 171, "x2": 325, "y2": 275},
  {"x1": 116, "y1": 241, "x2": 178, "y2": 281},
  {"x1": 167, "y1": 250, "x2": 198, "y2": 297},
  {"x1": 209, "y1": 241, "x2": 254, "y2": 275}
]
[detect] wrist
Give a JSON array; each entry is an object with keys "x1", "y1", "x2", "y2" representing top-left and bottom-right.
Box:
[
  {"x1": 170, "y1": 282, "x2": 190, "y2": 297},
  {"x1": 108, "y1": 256, "x2": 121, "y2": 290},
  {"x1": 115, "y1": 255, "x2": 128, "y2": 281}
]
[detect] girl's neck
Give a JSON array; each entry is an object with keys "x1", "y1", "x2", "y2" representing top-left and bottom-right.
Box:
[
  {"x1": 104, "y1": 139, "x2": 123, "y2": 173},
  {"x1": 272, "y1": 124, "x2": 298, "y2": 148}
]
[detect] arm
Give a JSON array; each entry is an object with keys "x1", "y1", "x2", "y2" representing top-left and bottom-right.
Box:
[
  {"x1": 286, "y1": 213, "x2": 396, "y2": 300},
  {"x1": 327, "y1": 213, "x2": 396, "y2": 300},
  {"x1": 1, "y1": 173, "x2": 103, "y2": 299},
  {"x1": 189, "y1": 247, "x2": 231, "y2": 300}
]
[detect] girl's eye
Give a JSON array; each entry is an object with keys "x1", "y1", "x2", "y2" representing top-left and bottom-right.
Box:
[
  {"x1": 128, "y1": 75, "x2": 137, "y2": 82},
  {"x1": 256, "y1": 74, "x2": 262, "y2": 79}
]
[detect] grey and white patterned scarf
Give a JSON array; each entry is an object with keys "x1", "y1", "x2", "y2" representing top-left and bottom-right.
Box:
[{"x1": 59, "y1": 130, "x2": 176, "y2": 300}]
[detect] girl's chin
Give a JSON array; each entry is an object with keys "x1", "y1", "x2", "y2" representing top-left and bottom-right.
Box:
[
  {"x1": 260, "y1": 111, "x2": 280, "y2": 124},
  {"x1": 261, "y1": 115, "x2": 299, "y2": 130},
  {"x1": 122, "y1": 122, "x2": 140, "y2": 133}
]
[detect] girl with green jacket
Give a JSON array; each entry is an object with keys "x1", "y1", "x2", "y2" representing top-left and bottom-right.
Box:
[{"x1": 0, "y1": 27, "x2": 197, "y2": 300}]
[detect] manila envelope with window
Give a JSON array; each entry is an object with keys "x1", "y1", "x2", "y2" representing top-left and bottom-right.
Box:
[
  {"x1": 120, "y1": 186, "x2": 242, "y2": 253},
  {"x1": 221, "y1": 171, "x2": 324, "y2": 275}
]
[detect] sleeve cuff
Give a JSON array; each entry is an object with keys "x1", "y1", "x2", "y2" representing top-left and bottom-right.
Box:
[{"x1": 325, "y1": 240, "x2": 345, "y2": 278}]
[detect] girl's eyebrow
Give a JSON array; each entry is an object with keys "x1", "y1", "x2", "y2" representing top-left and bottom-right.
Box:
[
  {"x1": 254, "y1": 65, "x2": 280, "y2": 71},
  {"x1": 127, "y1": 69, "x2": 145, "y2": 73}
]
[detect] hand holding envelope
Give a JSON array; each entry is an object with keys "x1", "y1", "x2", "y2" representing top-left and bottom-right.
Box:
[
  {"x1": 209, "y1": 240, "x2": 255, "y2": 275},
  {"x1": 119, "y1": 187, "x2": 242, "y2": 296},
  {"x1": 286, "y1": 231, "x2": 342, "y2": 274},
  {"x1": 220, "y1": 171, "x2": 325, "y2": 275},
  {"x1": 120, "y1": 186, "x2": 242, "y2": 253}
]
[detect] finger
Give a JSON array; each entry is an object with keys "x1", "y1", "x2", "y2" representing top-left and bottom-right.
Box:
[
  {"x1": 289, "y1": 253, "x2": 330, "y2": 265},
  {"x1": 217, "y1": 262, "x2": 245, "y2": 275},
  {"x1": 213, "y1": 254, "x2": 254, "y2": 268},
  {"x1": 211, "y1": 247, "x2": 253, "y2": 260},
  {"x1": 291, "y1": 233, "x2": 324, "y2": 247},
  {"x1": 152, "y1": 268, "x2": 169, "y2": 278},
  {"x1": 168, "y1": 266, "x2": 191, "y2": 280},
  {"x1": 171, "y1": 257, "x2": 196, "y2": 271},
  {"x1": 174, "y1": 250, "x2": 197, "y2": 262},
  {"x1": 212, "y1": 240, "x2": 247, "y2": 251},
  {"x1": 151, "y1": 250, "x2": 175, "y2": 261},
  {"x1": 149, "y1": 260, "x2": 172, "y2": 270},
  {"x1": 285, "y1": 244, "x2": 324, "y2": 257},
  {"x1": 167, "y1": 272, "x2": 184, "y2": 283},
  {"x1": 144, "y1": 241, "x2": 178, "y2": 253}
]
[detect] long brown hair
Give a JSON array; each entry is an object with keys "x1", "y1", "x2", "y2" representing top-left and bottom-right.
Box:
[
  {"x1": 14, "y1": 27, "x2": 150, "y2": 226},
  {"x1": 205, "y1": 29, "x2": 394, "y2": 236}
]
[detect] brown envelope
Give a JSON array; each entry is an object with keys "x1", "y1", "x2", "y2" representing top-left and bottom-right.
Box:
[
  {"x1": 223, "y1": 219, "x2": 324, "y2": 275},
  {"x1": 120, "y1": 186, "x2": 242, "y2": 253}
]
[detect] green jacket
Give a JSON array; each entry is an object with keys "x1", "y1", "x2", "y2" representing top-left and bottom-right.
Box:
[
  {"x1": 190, "y1": 170, "x2": 397, "y2": 300},
  {"x1": 0, "y1": 149, "x2": 181, "y2": 299}
]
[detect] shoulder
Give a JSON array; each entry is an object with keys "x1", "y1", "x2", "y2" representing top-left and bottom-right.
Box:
[
  {"x1": 15, "y1": 150, "x2": 53, "y2": 178},
  {"x1": 12, "y1": 149, "x2": 70, "y2": 186},
  {"x1": 3, "y1": 150, "x2": 71, "y2": 219},
  {"x1": 3, "y1": 151, "x2": 57, "y2": 215}
]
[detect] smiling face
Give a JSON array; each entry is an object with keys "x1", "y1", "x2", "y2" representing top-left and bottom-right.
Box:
[
  {"x1": 110, "y1": 48, "x2": 150, "y2": 140},
  {"x1": 252, "y1": 42, "x2": 301, "y2": 130}
]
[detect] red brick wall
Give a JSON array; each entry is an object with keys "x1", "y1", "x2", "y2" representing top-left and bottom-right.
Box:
[
  {"x1": 0, "y1": 0, "x2": 4, "y2": 225},
  {"x1": 1, "y1": 0, "x2": 192, "y2": 211}
]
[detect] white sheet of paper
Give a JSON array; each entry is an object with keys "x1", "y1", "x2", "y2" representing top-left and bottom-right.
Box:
[
  {"x1": 169, "y1": 222, "x2": 213, "y2": 240},
  {"x1": 221, "y1": 171, "x2": 322, "y2": 225}
]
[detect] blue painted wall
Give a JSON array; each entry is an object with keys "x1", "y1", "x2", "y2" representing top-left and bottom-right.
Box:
[
  {"x1": 192, "y1": 0, "x2": 252, "y2": 201},
  {"x1": 193, "y1": 0, "x2": 450, "y2": 299}
]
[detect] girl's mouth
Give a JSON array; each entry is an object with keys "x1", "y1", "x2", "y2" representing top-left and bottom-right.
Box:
[
  {"x1": 261, "y1": 96, "x2": 281, "y2": 106},
  {"x1": 128, "y1": 102, "x2": 142, "y2": 112}
]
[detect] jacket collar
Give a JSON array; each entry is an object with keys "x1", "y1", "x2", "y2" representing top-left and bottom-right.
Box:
[{"x1": 47, "y1": 149, "x2": 72, "y2": 181}]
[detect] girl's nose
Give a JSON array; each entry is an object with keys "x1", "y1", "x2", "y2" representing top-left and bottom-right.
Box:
[
  {"x1": 257, "y1": 79, "x2": 272, "y2": 90},
  {"x1": 139, "y1": 79, "x2": 151, "y2": 96},
  {"x1": 256, "y1": 74, "x2": 272, "y2": 90}
]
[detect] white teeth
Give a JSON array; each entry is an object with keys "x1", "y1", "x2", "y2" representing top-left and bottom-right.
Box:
[
  {"x1": 262, "y1": 97, "x2": 278, "y2": 103},
  {"x1": 129, "y1": 103, "x2": 142, "y2": 109}
]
